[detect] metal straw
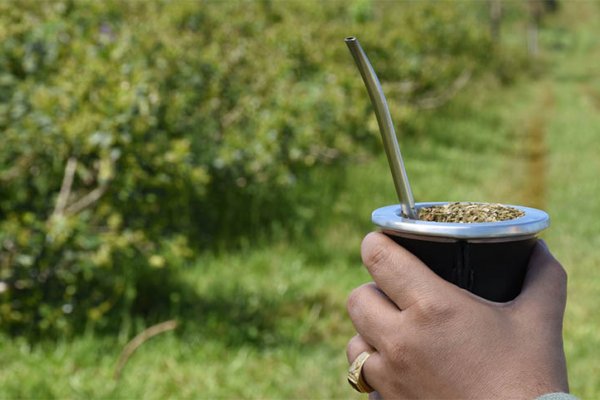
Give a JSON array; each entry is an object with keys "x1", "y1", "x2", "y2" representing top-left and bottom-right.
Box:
[{"x1": 344, "y1": 36, "x2": 418, "y2": 219}]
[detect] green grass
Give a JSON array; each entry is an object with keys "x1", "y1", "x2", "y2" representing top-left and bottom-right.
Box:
[
  {"x1": 541, "y1": 6, "x2": 600, "y2": 396},
  {"x1": 2, "y1": 4, "x2": 600, "y2": 399}
]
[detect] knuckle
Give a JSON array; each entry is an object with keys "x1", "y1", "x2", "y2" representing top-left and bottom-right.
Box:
[
  {"x1": 363, "y1": 241, "x2": 391, "y2": 274},
  {"x1": 346, "y1": 284, "x2": 368, "y2": 315},
  {"x1": 346, "y1": 335, "x2": 361, "y2": 362},
  {"x1": 413, "y1": 296, "x2": 455, "y2": 325}
]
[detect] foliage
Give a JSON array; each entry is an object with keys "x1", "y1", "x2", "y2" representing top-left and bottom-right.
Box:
[{"x1": 0, "y1": 0, "x2": 521, "y2": 336}]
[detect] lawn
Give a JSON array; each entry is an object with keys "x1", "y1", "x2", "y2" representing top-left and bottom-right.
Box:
[{"x1": 1, "y1": 3, "x2": 598, "y2": 399}]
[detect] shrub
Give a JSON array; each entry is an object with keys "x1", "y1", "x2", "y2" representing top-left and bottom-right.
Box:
[{"x1": 0, "y1": 0, "x2": 521, "y2": 336}]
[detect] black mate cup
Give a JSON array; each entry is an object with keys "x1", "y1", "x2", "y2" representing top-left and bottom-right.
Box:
[{"x1": 372, "y1": 202, "x2": 550, "y2": 302}]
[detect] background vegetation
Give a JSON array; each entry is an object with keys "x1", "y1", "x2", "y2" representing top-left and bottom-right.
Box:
[
  {"x1": 0, "y1": 0, "x2": 513, "y2": 336},
  {"x1": 0, "y1": 0, "x2": 598, "y2": 398}
]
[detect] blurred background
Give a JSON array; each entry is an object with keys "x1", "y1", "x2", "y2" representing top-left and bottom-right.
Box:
[{"x1": 0, "y1": 0, "x2": 598, "y2": 397}]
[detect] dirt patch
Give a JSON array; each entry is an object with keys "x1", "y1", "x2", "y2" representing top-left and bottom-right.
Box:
[{"x1": 521, "y1": 87, "x2": 554, "y2": 209}]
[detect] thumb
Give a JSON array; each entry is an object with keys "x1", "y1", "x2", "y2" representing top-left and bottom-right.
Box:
[
  {"x1": 361, "y1": 232, "x2": 456, "y2": 310},
  {"x1": 514, "y1": 240, "x2": 567, "y2": 320}
]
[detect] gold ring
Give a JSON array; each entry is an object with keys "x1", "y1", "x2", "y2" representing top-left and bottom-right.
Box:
[{"x1": 347, "y1": 351, "x2": 374, "y2": 393}]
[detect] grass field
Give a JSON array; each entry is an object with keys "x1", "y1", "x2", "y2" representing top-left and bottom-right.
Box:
[{"x1": 1, "y1": 4, "x2": 599, "y2": 399}]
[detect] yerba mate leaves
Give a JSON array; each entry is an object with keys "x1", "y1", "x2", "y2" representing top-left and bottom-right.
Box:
[{"x1": 418, "y1": 202, "x2": 524, "y2": 223}]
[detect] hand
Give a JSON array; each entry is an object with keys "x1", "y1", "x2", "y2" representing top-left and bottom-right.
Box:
[{"x1": 346, "y1": 232, "x2": 569, "y2": 399}]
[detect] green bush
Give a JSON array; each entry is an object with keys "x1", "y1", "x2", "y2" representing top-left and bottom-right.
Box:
[{"x1": 0, "y1": 0, "x2": 522, "y2": 336}]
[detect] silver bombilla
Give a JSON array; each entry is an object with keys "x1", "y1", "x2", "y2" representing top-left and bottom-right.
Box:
[{"x1": 345, "y1": 36, "x2": 418, "y2": 220}]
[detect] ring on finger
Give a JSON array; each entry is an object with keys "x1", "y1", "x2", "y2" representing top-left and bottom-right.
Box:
[{"x1": 347, "y1": 351, "x2": 374, "y2": 393}]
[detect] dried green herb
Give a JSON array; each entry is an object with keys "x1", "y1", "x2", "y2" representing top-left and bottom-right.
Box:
[{"x1": 418, "y1": 202, "x2": 524, "y2": 223}]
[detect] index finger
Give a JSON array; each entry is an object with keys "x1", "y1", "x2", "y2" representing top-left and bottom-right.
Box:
[
  {"x1": 514, "y1": 240, "x2": 567, "y2": 321},
  {"x1": 361, "y1": 232, "x2": 454, "y2": 309}
]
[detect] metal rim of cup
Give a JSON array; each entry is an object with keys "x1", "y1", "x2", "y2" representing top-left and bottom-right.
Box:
[{"x1": 372, "y1": 202, "x2": 550, "y2": 241}]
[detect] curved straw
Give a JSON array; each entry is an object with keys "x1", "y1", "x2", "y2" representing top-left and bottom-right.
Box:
[{"x1": 345, "y1": 37, "x2": 417, "y2": 219}]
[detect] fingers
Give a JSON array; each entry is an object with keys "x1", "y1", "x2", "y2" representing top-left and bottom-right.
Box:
[
  {"x1": 515, "y1": 240, "x2": 567, "y2": 319},
  {"x1": 346, "y1": 334, "x2": 376, "y2": 363},
  {"x1": 361, "y1": 232, "x2": 455, "y2": 310},
  {"x1": 347, "y1": 282, "x2": 400, "y2": 350},
  {"x1": 346, "y1": 334, "x2": 386, "y2": 393}
]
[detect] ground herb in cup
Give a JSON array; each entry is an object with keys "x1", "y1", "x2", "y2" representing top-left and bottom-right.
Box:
[{"x1": 418, "y1": 202, "x2": 524, "y2": 223}]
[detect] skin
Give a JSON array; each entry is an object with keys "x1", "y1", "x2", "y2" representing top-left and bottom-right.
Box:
[{"x1": 347, "y1": 232, "x2": 569, "y2": 400}]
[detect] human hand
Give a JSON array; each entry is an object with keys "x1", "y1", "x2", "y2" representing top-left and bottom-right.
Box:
[{"x1": 347, "y1": 232, "x2": 568, "y2": 399}]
